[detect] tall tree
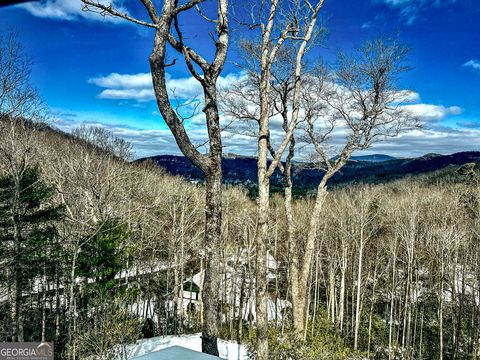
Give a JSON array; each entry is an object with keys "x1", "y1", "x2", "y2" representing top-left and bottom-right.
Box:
[
  {"x1": 76, "y1": 219, "x2": 130, "y2": 292},
  {"x1": 226, "y1": 1, "x2": 325, "y2": 353},
  {"x1": 80, "y1": 0, "x2": 229, "y2": 354},
  {"x1": 0, "y1": 165, "x2": 63, "y2": 341},
  {"x1": 296, "y1": 38, "x2": 419, "y2": 336},
  {"x1": 0, "y1": 32, "x2": 45, "y2": 122},
  {"x1": 0, "y1": 31, "x2": 54, "y2": 342}
]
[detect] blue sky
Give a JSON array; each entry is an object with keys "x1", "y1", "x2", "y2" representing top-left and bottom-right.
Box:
[{"x1": 1, "y1": 0, "x2": 479, "y2": 158}]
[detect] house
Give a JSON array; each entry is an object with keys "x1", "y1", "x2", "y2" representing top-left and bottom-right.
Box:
[{"x1": 179, "y1": 251, "x2": 290, "y2": 323}]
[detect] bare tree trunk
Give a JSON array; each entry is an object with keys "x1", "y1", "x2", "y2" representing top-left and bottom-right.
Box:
[
  {"x1": 174, "y1": 262, "x2": 179, "y2": 334},
  {"x1": 328, "y1": 262, "x2": 336, "y2": 324},
  {"x1": 149, "y1": 0, "x2": 228, "y2": 354},
  {"x1": 55, "y1": 273, "x2": 60, "y2": 340},
  {"x1": 457, "y1": 259, "x2": 466, "y2": 358},
  {"x1": 367, "y1": 262, "x2": 379, "y2": 358},
  {"x1": 237, "y1": 270, "x2": 246, "y2": 344},
  {"x1": 222, "y1": 249, "x2": 228, "y2": 335},
  {"x1": 255, "y1": 17, "x2": 275, "y2": 351},
  {"x1": 199, "y1": 257, "x2": 204, "y2": 327},
  {"x1": 303, "y1": 261, "x2": 313, "y2": 341},
  {"x1": 272, "y1": 212, "x2": 279, "y2": 328},
  {"x1": 179, "y1": 202, "x2": 186, "y2": 334},
  {"x1": 201, "y1": 160, "x2": 223, "y2": 356},
  {"x1": 230, "y1": 248, "x2": 241, "y2": 339},
  {"x1": 68, "y1": 247, "x2": 78, "y2": 358},
  {"x1": 254, "y1": 0, "x2": 325, "y2": 348},
  {"x1": 311, "y1": 248, "x2": 319, "y2": 337},
  {"x1": 439, "y1": 256, "x2": 444, "y2": 360},
  {"x1": 172, "y1": 203, "x2": 180, "y2": 334},
  {"x1": 338, "y1": 244, "x2": 347, "y2": 334},
  {"x1": 10, "y1": 255, "x2": 19, "y2": 341},
  {"x1": 11, "y1": 181, "x2": 24, "y2": 342},
  {"x1": 291, "y1": 183, "x2": 328, "y2": 335},
  {"x1": 41, "y1": 264, "x2": 47, "y2": 342},
  {"x1": 389, "y1": 249, "x2": 397, "y2": 360},
  {"x1": 255, "y1": 171, "x2": 270, "y2": 360},
  {"x1": 354, "y1": 229, "x2": 364, "y2": 350},
  {"x1": 150, "y1": 25, "x2": 225, "y2": 352},
  {"x1": 419, "y1": 308, "x2": 424, "y2": 360}
]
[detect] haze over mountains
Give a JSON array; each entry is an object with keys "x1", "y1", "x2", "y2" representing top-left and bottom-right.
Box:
[{"x1": 139, "y1": 151, "x2": 480, "y2": 194}]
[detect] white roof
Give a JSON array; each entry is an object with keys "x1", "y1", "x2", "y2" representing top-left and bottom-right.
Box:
[{"x1": 132, "y1": 346, "x2": 219, "y2": 360}]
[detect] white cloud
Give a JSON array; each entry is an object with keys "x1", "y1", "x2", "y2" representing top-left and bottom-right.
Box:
[
  {"x1": 447, "y1": 106, "x2": 463, "y2": 115},
  {"x1": 380, "y1": 0, "x2": 457, "y2": 7},
  {"x1": 88, "y1": 71, "x2": 247, "y2": 102},
  {"x1": 463, "y1": 59, "x2": 480, "y2": 71},
  {"x1": 383, "y1": 0, "x2": 415, "y2": 5},
  {"x1": 402, "y1": 103, "x2": 463, "y2": 121},
  {"x1": 88, "y1": 73, "x2": 152, "y2": 89},
  {"x1": 166, "y1": 74, "x2": 202, "y2": 99},
  {"x1": 80, "y1": 70, "x2": 472, "y2": 158},
  {"x1": 89, "y1": 72, "x2": 155, "y2": 102},
  {"x1": 376, "y1": 0, "x2": 458, "y2": 24},
  {"x1": 395, "y1": 90, "x2": 420, "y2": 103},
  {"x1": 98, "y1": 88, "x2": 155, "y2": 102},
  {"x1": 19, "y1": 0, "x2": 129, "y2": 22},
  {"x1": 52, "y1": 103, "x2": 479, "y2": 160},
  {"x1": 363, "y1": 127, "x2": 480, "y2": 157}
]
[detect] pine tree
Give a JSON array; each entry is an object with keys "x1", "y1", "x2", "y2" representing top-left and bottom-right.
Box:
[
  {"x1": 0, "y1": 164, "x2": 63, "y2": 341},
  {"x1": 77, "y1": 219, "x2": 130, "y2": 292}
]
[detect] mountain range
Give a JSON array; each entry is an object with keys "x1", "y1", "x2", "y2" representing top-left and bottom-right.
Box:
[{"x1": 137, "y1": 151, "x2": 480, "y2": 195}]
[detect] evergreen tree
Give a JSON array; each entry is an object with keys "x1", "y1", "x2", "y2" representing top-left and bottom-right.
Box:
[
  {"x1": 0, "y1": 164, "x2": 63, "y2": 341},
  {"x1": 76, "y1": 219, "x2": 130, "y2": 292}
]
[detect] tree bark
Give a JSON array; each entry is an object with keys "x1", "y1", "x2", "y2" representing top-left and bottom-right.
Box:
[
  {"x1": 439, "y1": 254, "x2": 444, "y2": 360},
  {"x1": 200, "y1": 82, "x2": 224, "y2": 356},
  {"x1": 388, "y1": 249, "x2": 397, "y2": 360},
  {"x1": 255, "y1": 152, "x2": 270, "y2": 360},
  {"x1": 354, "y1": 228, "x2": 364, "y2": 350},
  {"x1": 11, "y1": 179, "x2": 24, "y2": 342},
  {"x1": 338, "y1": 244, "x2": 347, "y2": 334},
  {"x1": 255, "y1": 9, "x2": 276, "y2": 352},
  {"x1": 291, "y1": 182, "x2": 328, "y2": 335}
]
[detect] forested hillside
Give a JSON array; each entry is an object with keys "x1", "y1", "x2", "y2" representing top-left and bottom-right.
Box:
[
  {"x1": 1, "y1": 118, "x2": 479, "y2": 359},
  {"x1": 2, "y1": 0, "x2": 479, "y2": 358},
  {"x1": 140, "y1": 152, "x2": 480, "y2": 195}
]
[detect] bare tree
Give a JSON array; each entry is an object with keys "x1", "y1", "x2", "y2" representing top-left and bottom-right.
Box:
[
  {"x1": 0, "y1": 32, "x2": 46, "y2": 123},
  {"x1": 226, "y1": 1, "x2": 325, "y2": 354},
  {"x1": 72, "y1": 125, "x2": 134, "y2": 160},
  {"x1": 80, "y1": 0, "x2": 229, "y2": 354},
  {"x1": 291, "y1": 38, "x2": 420, "y2": 337}
]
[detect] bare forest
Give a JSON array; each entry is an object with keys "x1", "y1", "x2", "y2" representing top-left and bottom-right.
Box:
[{"x1": 1, "y1": 1, "x2": 479, "y2": 359}]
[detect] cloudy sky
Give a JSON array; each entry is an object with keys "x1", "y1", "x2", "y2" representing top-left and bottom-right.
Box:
[{"x1": 1, "y1": 0, "x2": 479, "y2": 159}]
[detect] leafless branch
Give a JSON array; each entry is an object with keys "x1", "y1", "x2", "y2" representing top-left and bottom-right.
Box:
[{"x1": 81, "y1": 0, "x2": 158, "y2": 28}]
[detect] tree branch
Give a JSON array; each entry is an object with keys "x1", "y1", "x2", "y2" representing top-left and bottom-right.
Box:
[{"x1": 81, "y1": 0, "x2": 158, "y2": 28}]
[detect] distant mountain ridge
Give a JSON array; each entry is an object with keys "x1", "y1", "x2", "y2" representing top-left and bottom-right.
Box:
[
  {"x1": 137, "y1": 151, "x2": 480, "y2": 194},
  {"x1": 332, "y1": 154, "x2": 398, "y2": 163}
]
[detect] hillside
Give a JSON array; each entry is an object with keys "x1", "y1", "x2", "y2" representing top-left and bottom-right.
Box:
[
  {"x1": 137, "y1": 151, "x2": 480, "y2": 194},
  {"x1": 3, "y1": 117, "x2": 480, "y2": 360}
]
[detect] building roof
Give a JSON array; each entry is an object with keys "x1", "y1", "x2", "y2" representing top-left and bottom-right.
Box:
[
  {"x1": 132, "y1": 346, "x2": 219, "y2": 360},
  {"x1": 183, "y1": 280, "x2": 200, "y2": 293}
]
